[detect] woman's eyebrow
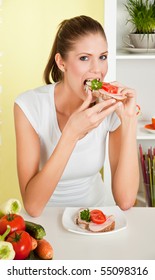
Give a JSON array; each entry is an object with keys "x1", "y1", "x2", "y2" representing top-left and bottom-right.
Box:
[
  {"x1": 77, "y1": 51, "x2": 108, "y2": 56},
  {"x1": 101, "y1": 51, "x2": 108, "y2": 55}
]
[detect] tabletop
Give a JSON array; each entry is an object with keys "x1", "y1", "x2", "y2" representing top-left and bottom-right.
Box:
[{"x1": 22, "y1": 206, "x2": 155, "y2": 260}]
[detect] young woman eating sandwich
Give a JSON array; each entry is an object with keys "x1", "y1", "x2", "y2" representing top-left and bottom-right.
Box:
[{"x1": 14, "y1": 15, "x2": 139, "y2": 217}]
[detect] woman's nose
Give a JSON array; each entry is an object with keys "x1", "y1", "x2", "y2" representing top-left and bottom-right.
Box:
[{"x1": 89, "y1": 59, "x2": 100, "y2": 73}]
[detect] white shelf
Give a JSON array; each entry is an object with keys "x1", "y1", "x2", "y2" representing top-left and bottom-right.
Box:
[
  {"x1": 116, "y1": 49, "x2": 155, "y2": 60},
  {"x1": 104, "y1": 0, "x2": 155, "y2": 207},
  {"x1": 137, "y1": 120, "x2": 155, "y2": 140}
]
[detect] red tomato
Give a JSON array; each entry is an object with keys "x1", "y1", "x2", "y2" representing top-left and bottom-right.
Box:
[
  {"x1": 0, "y1": 214, "x2": 25, "y2": 235},
  {"x1": 90, "y1": 209, "x2": 106, "y2": 224},
  {"x1": 6, "y1": 230, "x2": 32, "y2": 260},
  {"x1": 102, "y1": 83, "x2": 118, "y2": 94}
]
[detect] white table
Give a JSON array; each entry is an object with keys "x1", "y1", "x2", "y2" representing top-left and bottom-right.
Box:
[{"x1": 23, "y1": 207, "x2": 155, "y2": 260}]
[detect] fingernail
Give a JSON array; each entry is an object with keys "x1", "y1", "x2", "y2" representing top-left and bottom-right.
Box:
[
  {"x1": 111, "y1": 99, "x2": 116, "y2": 103},
  {"x1": 87, "y1": 89, "x2": 92, "y2": 95}
]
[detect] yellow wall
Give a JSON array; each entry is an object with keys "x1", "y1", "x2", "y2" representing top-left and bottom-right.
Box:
[{"x1": 0, "y1": 0, "x2": 104, "y2": 204}]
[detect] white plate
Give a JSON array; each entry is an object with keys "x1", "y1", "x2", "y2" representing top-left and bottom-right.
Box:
[
  {"x1": 144, "y1": 124, "x2": 155, "y2": 134},
  {"x1": 62, "y1": 206, "x2": 127, "y2": 235},
  {"x1": 122, "y1": 47, "x2": 155, "y2": 54}
]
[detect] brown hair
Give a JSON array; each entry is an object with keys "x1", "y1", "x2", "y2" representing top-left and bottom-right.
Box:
[{"x1": 43, "y1": 15, "x2": 107, "y2": 84}]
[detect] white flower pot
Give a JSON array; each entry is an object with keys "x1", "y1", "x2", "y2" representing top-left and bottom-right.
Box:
[{"x1": 124, "y1": 33, "x2": 155, "y2": 49}]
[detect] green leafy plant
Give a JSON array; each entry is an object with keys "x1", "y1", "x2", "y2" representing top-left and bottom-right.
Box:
[{"x1": 125, "y1": 0, "x2": 155, "y2": 34}]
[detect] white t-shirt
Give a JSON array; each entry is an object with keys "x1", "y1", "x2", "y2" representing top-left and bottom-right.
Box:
[{"x1": 15, "y1": 83, "x2": 121, "y2": 207}]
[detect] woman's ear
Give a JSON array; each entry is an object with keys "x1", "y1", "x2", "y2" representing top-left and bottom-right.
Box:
[{"x1": 55, "y1": 53, "x2": 65, "y2": 72}]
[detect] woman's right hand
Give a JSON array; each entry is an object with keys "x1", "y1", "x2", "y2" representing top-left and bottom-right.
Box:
[{"x1": 63, "y1": 93, "x2": 121, "y2": 141}]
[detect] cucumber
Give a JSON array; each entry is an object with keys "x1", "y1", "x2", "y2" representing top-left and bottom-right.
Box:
[{"x1": 25, "y1": 221, "x2": 46, "y2": 240}]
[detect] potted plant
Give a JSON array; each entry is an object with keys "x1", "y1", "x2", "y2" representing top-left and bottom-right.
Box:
[{"x1": 124, "y1": 0, "x2": 155, "y2": 48}]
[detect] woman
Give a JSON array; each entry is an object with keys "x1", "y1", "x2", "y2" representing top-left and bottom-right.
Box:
[{"x1": 14, "y1": 15, "x2": 139, "y2": 217}]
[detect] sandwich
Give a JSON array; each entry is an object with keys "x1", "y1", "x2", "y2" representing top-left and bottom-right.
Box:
[
  {"x1": 84, "y1": 79, "x2": 127, "y2": 101},
  {"x1": 75, "y1": 208, "x2": 115, "y2": 233}
]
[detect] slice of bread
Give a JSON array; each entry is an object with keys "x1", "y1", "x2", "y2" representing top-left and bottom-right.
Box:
[{"x1": 92, "y1": 90, "x2": 127, "y2": 101}]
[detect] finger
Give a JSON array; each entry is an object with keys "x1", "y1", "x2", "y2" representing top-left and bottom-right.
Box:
[
  {"x1": 97, "y1": 101, "x2": 123, "y2": 119},
  {"x1": 89, "y1": 98, "x2": 116, "y2": 114},
  {"x1": 78, "y1": 92, "x2": 93, "y2": 112}
]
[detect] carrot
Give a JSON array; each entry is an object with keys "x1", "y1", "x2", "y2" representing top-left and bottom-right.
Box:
[
  {"x1": 30, "y1": 236, "x2": 38, "y2": 250},
  {"x1": 35, "y1": 239, "x2": 53, "y2": 260}
]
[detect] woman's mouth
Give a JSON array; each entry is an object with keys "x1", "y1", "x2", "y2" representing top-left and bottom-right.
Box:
[{"x1": 84, "y1": 78, "x2": 101, "y2": 93}]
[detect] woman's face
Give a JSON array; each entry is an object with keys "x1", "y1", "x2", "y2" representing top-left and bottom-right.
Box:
[{"x1": 62, "y1": 32, "x2": 108, "y2": 101}]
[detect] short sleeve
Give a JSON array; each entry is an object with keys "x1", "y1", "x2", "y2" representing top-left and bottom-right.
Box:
[
  {"x1": 15, "y1": 90, "x2": 40, "y2": 134},
  {"x1": 106, "y1": 112, "x2": 121, "y2": 132}
]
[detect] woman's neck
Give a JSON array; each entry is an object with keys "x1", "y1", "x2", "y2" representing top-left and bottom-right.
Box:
[{"x1": 54, "y1": 81, "x2": 83, "y2": 117}]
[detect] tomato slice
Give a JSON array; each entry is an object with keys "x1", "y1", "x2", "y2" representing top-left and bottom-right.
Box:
[
  {"x1": 102, "y1": 83, "x2": 118, "y2": 94},
  {"x1": 90, "y1": 209, "x2": 106, "y2": 224}
]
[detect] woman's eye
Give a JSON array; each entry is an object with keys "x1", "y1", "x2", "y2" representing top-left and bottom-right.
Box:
[
  {"x1": 80, "y1": 56, "x2": 88, "y2": 61},
  {"x1": 100, "y1": 55, "x2": 107, "y2": 60}
]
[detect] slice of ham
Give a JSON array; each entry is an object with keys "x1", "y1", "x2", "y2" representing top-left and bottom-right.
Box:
[
  {"x1": 74, "y1": 208, "x2": 90, "y2": 230},
  {"x1": 89, "y1": 215, "x2": 115, "y2": 232}
]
